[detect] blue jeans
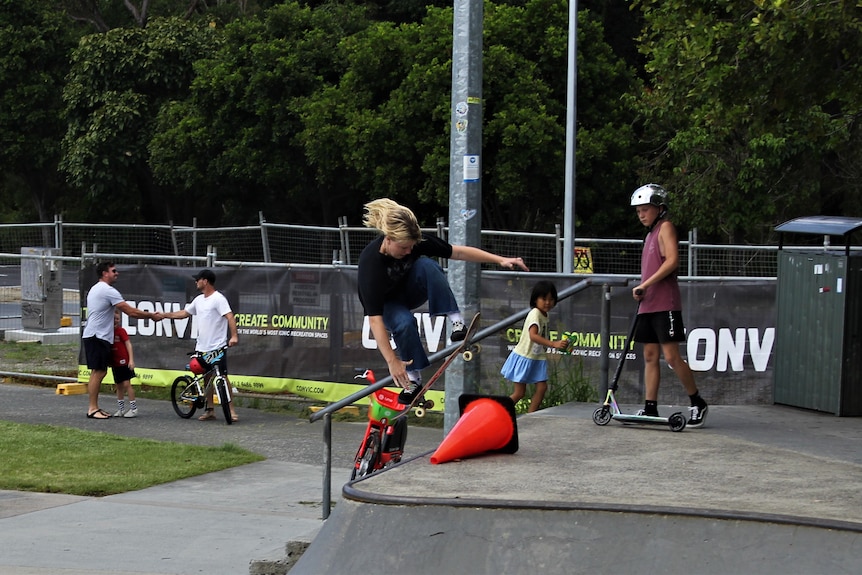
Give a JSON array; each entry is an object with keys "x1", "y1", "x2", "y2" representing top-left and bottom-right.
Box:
[{"x1": 382, "y1": 257, "x2": 459, "y2": 371}]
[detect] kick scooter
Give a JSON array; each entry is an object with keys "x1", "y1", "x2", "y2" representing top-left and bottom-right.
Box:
[{"x1": 592, "y1": 290, "x2": 687, "y2": 432}]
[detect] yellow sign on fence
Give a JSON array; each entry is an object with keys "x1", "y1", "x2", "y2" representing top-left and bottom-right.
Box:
[{"x1": 574, "y1": 247, "x2": 593, "y2": 274}]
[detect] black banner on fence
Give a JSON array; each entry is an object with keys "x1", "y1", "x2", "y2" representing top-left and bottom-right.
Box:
[{"x1": 78, "y1": 265, "x2": 775, "y2": 407}]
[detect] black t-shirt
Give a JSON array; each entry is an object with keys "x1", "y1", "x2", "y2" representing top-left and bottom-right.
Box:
[{"x1": 357, "y1": 233, "x2": 453, "y2": 316}]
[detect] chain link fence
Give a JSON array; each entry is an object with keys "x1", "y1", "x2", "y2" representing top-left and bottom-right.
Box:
[
  {"x1": 1, "y1": 216, "x2": 841, "y2": 276},
  {"x1": 3, "y1": 216, "x2": 855, "y2": 333}
]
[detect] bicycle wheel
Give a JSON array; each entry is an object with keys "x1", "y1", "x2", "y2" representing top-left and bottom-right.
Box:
[
  {"x1": 171, "y1": 376, "x2": 198, "y2": 419},
  {"x1": 215, "y1": 377, "x2": 233, "y2": 425},
  {"x1": 351, "y1": 430, "x2": 380, "y2": 480}
]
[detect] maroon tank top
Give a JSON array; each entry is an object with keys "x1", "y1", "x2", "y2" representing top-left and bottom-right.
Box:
[{"x1": 639, "y1": 220, "x2": 681, "y2": 313}]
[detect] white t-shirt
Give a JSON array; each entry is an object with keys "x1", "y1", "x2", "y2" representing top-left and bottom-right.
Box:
[
  {"x1": 513, "y1": 307, "x2": 549, "y2": 360},
  {"x1": 185, "y1": 290, "x2": 232, "y2": 352},
  {"x1": 82, "y1": 281, "x2": 124, "y2": 342}
]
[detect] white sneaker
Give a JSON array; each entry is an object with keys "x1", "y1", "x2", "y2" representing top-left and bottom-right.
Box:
[
  {"x1": 112, "y1": 408, "x2": 126, "y2": 417},
  {"x1": 123, "y1": 408, "x2": 138, "y2": 418}
]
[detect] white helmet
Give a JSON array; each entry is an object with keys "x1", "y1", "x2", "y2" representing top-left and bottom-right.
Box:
[{"x1": 630, "y1": 184, "x2": 668, "y2": 208}]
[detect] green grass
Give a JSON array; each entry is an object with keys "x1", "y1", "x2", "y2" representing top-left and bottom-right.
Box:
[
  {"x1": 0, "y1": 341, "x2": 79, "y2": 376},
  {"x1": 0, "y1": 421, "x2": 264, "y2": 496}
]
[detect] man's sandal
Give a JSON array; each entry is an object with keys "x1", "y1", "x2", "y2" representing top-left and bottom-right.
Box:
[
  {"x1": 86, "y1": 409, "x2": 112, "y2": 419},
  {"x1": 198, "y1": 408, "x2": 216, "y2": 421}
]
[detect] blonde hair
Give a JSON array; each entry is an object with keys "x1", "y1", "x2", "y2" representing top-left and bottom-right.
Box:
[{"x1": 362, "y1": 198, "x2": 422, "y2": 243}]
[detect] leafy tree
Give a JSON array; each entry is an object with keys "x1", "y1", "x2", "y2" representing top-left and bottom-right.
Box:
[
  {"x1": 303, "y1": 0, "x2": 640, "y2": 233},
  {"x1": 0, "y1": 1, "x2": 84, "y2": 222},
  {"x1": 62, "y1": 0, "x2": 261, "y2": 31},
  {"x1": 60, "y1": 17, "x2": 218, "y2": 222},
  {"x1": 480, "y1": 0, "x2": 641, "y2": 234},
  {"x1": 151, "y1": 0, "x2": 640, "y2": 231},
  {"x1": 150, "y1": 1, "x2": 371, "y2": 225},
  {"x1": 633, "y1": 0, "x2": 862, "y2": 243}
]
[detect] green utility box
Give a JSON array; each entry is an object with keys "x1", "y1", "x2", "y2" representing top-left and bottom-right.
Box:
[{"x1": 773, "y1": 216, "x2": 862, "y2": 415}]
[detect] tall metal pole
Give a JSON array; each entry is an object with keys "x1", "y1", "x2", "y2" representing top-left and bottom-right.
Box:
[
  {"x1": 445, "y1": 0, "x2": 483, "y2": 434},
  {"x1": 563, "y1": 1, "x2": 578, "y2": 274}
]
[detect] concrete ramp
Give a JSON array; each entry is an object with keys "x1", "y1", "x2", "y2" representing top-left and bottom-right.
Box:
[
  {"x1": 292, "y1": 405, "x2": 862, "y2": 573},
  {"x1": 291, "y1": 498, "x2": 862, "y2": 574}
]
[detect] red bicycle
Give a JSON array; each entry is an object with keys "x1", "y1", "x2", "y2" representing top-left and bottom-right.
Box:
[{"x1": 350, "y1": 370, "x2": 409, "y2": 480}]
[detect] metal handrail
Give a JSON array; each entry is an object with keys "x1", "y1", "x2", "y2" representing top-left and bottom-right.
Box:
[{"x1": 310, "y1": 275, "x2": 631, "y2": 519}]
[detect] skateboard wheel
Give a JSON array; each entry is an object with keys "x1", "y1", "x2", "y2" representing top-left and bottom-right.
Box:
[
  {"x1": 415, "y1": 407, "x2": 426, "y2": 418},
  {"x1": 462, "y1": 350, "x2": 473, "y2": 362},
  {"x1": 668, "y1": 412, "x2": 686, "y2": 432},
  {"x1": 592, "y1": 406, "x2": 612, "y2": 426},
  {"x1": 472, "y1": 344, "x2": 482, "y2": 354},
  {"x1": 424, "y1": 400, "x2": 434, "y2": 410}
]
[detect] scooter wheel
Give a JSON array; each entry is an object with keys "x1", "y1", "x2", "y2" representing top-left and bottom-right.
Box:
[
  {"x1": 668, "y1": 412, "x2": 687, "y2": 432},
  {"x1": 592, "y1": 406, "x2": 612, "y2": 426},
  {"x1": 462, "y1": 350, "x2": 473, "y2": 362},
  {"x1": 415, "y1": 407, "x2": 426, "y2": 418}
]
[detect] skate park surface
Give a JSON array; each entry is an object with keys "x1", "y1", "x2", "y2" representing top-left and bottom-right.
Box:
[
  {"x1": 2, "y1": 381, "x2": 862, "y2": 574},
  {"x1": 292, "y1": 402, "x2": 862, "y2": 574}
]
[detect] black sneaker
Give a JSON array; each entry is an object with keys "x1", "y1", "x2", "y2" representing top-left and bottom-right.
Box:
[
  {"x1": 398, "y1": 381, "x2": 422, "y2": 404},
  {"x1": 636, "y1": 409, "x2": 660, "y2": 417},
  {"x1": 450, "y1": 320, "x2": 467, "y2": 342},
  {"x1": 688, "y1": 404, "x2": 708, "y2": 428}
]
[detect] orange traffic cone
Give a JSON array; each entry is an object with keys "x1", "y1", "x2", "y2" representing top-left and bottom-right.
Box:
[{"x1": 430, "y1": 395, "x2": 518, "y2": 464}]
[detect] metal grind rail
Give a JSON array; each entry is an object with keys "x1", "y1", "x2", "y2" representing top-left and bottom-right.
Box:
[{"x1": 309, "y1": 276, "x2": 630, "y2": 518}]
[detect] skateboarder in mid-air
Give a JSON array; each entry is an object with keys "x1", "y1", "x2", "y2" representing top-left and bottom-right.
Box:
[{"x1": 357, "y1": 198, "x2": 529, "y2": 402}]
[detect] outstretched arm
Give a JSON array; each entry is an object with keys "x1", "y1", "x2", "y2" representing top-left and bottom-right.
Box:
[
  {"x1": 154, "y1": 309, "x2": 191, "y2": 321},
  {"x1": 449, "y1": 245, "x2": 530, "y2": 271},
  {"x1": 116, "y1": 301, "x2": 157, "y2": 321}
]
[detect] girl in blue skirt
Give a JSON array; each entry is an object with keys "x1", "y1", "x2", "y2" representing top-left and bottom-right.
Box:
[{"x1": 501, "y1": 281, "x2": 567, "y2": 412}]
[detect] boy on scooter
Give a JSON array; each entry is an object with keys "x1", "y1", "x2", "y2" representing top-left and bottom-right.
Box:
[{"x1": 630, "y1": 184, "x2": 709, "y2": 428}]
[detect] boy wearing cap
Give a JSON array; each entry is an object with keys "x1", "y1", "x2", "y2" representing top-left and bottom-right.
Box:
[{"x1": 158, "y1": 269, "x2": 239, "y2": 422}]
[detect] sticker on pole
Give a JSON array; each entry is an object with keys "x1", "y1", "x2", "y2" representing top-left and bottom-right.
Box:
[{"x1": 463, "y1": 155, "x2": 480, "y2": 182}]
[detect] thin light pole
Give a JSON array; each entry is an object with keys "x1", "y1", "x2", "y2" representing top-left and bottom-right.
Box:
[{"x1": 563, "y1": 1, "x2": 578, "y2": 273}]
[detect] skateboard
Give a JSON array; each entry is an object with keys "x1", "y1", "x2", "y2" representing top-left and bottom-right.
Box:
[{"x1": 394, "y1": 312, "x2": 481, "y2": 418}]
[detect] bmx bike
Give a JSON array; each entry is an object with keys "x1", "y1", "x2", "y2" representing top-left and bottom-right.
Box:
[
  {"x1": 350, "y1": 369, "x2": 408, "y2": 480},
  {"x1": 170, "y1": 347, "x2": 235, "y2": 425}
]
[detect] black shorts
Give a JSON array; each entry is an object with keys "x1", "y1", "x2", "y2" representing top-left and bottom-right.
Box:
[
  {"x1": 112, "y1": 365, "x2": 135, "y2": 383},
  {"x1": 83, "y1": 337, "x2": 112, "y2": 371},
  {"x1": 201, "y1": 350, "x2": 229, "y2": 376},
  {"x1": 633, "y1": 311, "x2": 687, "y2": 344}
]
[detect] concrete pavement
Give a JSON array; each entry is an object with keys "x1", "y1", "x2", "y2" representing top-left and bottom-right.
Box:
[
  {"x1": 4, "y1": 381, "x2": 862, "y2": 574},
  {"x1": 0, "y1": 382, "x2": 442, "y2": 574}
]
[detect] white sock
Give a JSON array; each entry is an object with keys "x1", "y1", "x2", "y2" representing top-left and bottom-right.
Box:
[
  {"x1": 447, "y1": 312, "x2": 464, "y2": 324},
  {"x1": 407, "y1": 370, "x2": 422, "y2": 384}
]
